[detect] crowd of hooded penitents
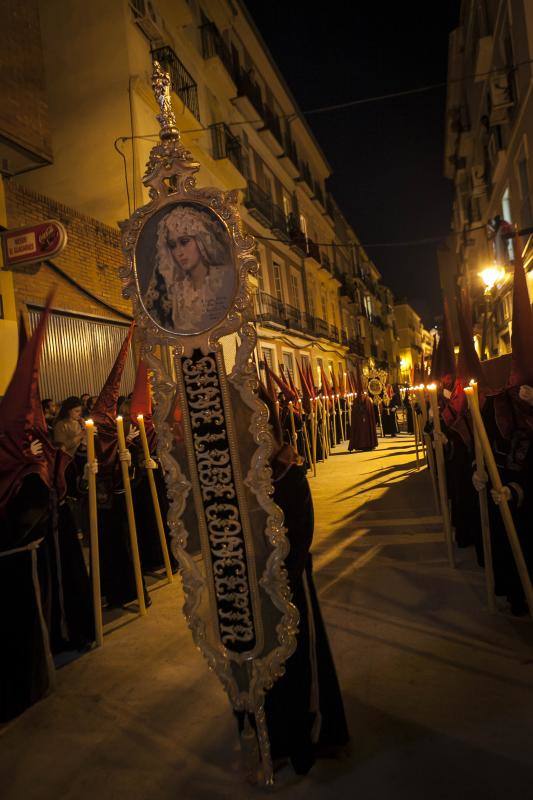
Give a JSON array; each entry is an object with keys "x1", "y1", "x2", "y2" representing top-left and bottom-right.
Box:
[{"x1": 0, "y1": 241, "x2": 532, "y2": 777}]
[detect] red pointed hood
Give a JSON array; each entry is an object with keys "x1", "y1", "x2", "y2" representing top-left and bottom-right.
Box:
[
  {"x1": 0, "y1": 291, "x2": 68, "y2": 515},
  {"x1": 354, "y1": 362, "x2": 364, "y2": 396},
  {"x1": 130, "y1": 358, "x2": 152, "y2": 418},
  {"x1": 330, "y1": 366, "x2": 340, "y2": 396},
  {"x1": 456, "y1": 291, "x2": 484, "y2": 384},
  {"x1": 434, "y1": 298, "x2": 456, "y2": 387},
  {"x1": 305, "y1": 363, "x2": 316, "y2": 398},
  {"x1": 429, "y1": 332, "x2": 438, "y2": 379},
  {"x1": 509, "y1": 233, "x2": 533, "y2": 387},
  {"x1": 296, "y1": 359, "x2": 312, "y2": 413},
  {"x1": 91, "y1": 324, "x2": 134, "y2": 476},
  {"x1": 263, "y1": 360, "x2": 277, "y2": 402},
  {"x1": 320, "y1": 366, "x2": 332, "y2": 398},
  {"x1": 130, "y1": 358, "x2": 157, "y2": 453}
]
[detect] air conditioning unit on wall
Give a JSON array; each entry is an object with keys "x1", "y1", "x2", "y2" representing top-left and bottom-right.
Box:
[{"x1": 130, "y1": 0, "x2": 165, "y2": 43}]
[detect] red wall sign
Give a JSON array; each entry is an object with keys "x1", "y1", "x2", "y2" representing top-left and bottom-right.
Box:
[{"x1": 1, "y1": 220, "x2": 67, "y2": 268}]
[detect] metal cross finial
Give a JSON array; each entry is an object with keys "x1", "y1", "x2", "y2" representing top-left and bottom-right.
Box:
[{"x1": 152, "y1": 60, "x2": 180, "y2": 141}]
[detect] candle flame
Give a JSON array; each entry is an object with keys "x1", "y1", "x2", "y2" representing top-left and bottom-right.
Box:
[
  {"x1": 85, "y1": 418, "x2": 94, "y2": 426},
  {"x1": 116, "y1": 415, "x2": 123, "y2": 422}
]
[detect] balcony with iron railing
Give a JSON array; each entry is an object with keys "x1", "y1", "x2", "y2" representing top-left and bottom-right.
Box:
[
  {"x1": 243, "y1": 180, "x2": 273, "y2": 228},
  {"x1": 297, "y1": 160, "x2": 314, "y2": 197},
  {"x1": 259, "y1": 104, "x2": 283, "y2": 154},
  {"x1": 313, "y1": 181, "x2": 325, "y2": 209},
  {"x1": 151, "y1": 46, "x2": 200, "y2": 121},
  {"x1": 279, "y1": 129, "x2": 299, "y2": 178},
  {"x1": 255, "y1": 292, "x2": 345, "y2": 343},
  {"x1": 200, "y1": 21, "x2": 237, "y2": 90},
  {"x1": 210, "y1": 123, "x2": 244, "y2": 177},
  {"x1": 234, "y1": 67, "x2": 264, "y2": 122}
]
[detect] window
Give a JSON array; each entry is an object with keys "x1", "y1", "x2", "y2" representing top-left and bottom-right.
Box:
[
  {"x1": 272, "y1": 261, "x2": 283, "y2": 302},
  {"x1": 299, "y1": 213, "x2": 308, "y2": 246},
  {"x1": 316, "y1": 357, "x2": 324, "y2": 384},
  {"x1": 262, "y1": 346, "x2": 274, "y2": 370},
  {"x1": 282, "y1": 193, "x2": 291, "y2": 221},
  {"x1": 257, "y1": 260, "x2": 265, "y2": 293},
  {"x1": 320, "y1": 290, "x2": 327, "y2": 320},
  {"x1": 301, "y1": 354, "x2": 311, "y2": 374},
  {"x1": 289, "y1": 272, "x2": 300, "y2": 308},
  {"x1": 307, "y1": 277, "x2": 315, "y2": 317},
  {"x1": 282, "y1": 351, "x2": 295, "y2": 382}
]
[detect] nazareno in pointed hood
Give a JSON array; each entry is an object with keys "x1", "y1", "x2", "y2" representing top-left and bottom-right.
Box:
[
  {"x1": 434, "y1": 297, "x2": 456, "y2": 389},
  {"x1": 508, "y1": 231, "x2": 533, "y2": 388},
  {"x1": 0, "y1": 291, "x2": 69, "y2": 516},
  {"x1": 91, "y1": 323, "x2": 134, "y2": 477}
]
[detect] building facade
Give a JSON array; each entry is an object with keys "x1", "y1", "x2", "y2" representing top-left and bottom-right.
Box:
[
  {"x1": 443, "y1": 0, "x2": 533, "y2": 358},
  {"x1": 393, "y1": 302, "x2": 432, "y2": 383},
  {"x1": 2, "y1": 0, "x2": 407, "y2": 394}
]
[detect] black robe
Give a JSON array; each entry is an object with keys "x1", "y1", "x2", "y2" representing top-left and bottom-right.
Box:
[
  {"x1": 44, "y1": 498, "x2": 95, "y2": 653},
  {"x1": 131, "y1": 450, "x2": 178, "y2": 574},
  {"x1": 0, "y1": 475, "x2": 54, "y2": 722},
  {"x1": 238, "y1": 463, "x2": 349, "y2": 774},
  {"x1": 480, "y1": 394, "x2": 533, "y2": 614}
]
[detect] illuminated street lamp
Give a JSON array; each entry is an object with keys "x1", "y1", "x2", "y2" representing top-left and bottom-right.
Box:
[
  {"x1": 478, "y1": 263, "x2": 505, "y2": 358},
  {"x1": 479, "y1": 264, "x2": 505, "y2": 294}
]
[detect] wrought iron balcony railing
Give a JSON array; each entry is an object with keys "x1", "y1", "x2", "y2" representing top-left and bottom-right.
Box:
[
  {"x1": 151, "y1": 46, "x2": 200, "y2": 121},
  {"x1": 210, "y1": 123, "x2": 243, "y2": 174},
  {"x1": 262, "y1": 104, "x2": 283, "y2": 146},
  {"x1": 200, "y1": 22, "x2": 236, "y2": 83},
  {"x1": 235, "y1": 67, "x2": 264, "y2": 118}
]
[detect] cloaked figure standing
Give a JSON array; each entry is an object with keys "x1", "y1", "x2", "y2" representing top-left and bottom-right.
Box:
[
  {"x1": 0, "y1": 297, "x2": 68, "y2": 720},
  {"x1": 89, "y1": 325, "x2": 150, "y2": 609},
  {"x1": 473, "y1": 241, "x2": 533, "y2": 615},
  {"x1": 348, "y1": 365, "x2": 378, "y2": 452},
  {"x1": 237, "y1": 387, "x2": 349, "y2": 775}
]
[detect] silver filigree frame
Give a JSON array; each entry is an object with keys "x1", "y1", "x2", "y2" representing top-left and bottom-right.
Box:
[{"x1": 118, "y1": 63, "x2": 299, "y2": 784}]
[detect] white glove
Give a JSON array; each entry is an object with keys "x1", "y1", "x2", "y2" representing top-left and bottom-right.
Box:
[
  {"x1": 83, "y1": 460, "x2": 98, "y2": 479},
  {"x1": 472, "y1": 470, "x2": 488, "y2": 492},
  {"x1": 119, "y1": 450, "x2": 132, "y2": 465},
  {"x1": 143, "y1": 457, "x2": 158, "y2": 470},
  {"x1": 436, "y1": 431, "x2": 448, "y2": 445},
  {"x1": 126, "y1": 428, "x2": 140, "y2": 444},
  {"x1": 490, "y1": 485, "x2": 512, "y2": 505},
  {"x1": 30, "y1": 439, "x2": 43, "y2": 456},
  {"x1": 519, "y1": 385, "x2": 533, "y2": 406}
]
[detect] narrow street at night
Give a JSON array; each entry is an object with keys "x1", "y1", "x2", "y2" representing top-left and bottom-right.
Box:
[{"x1": 2, "y1": 435, "x2": 533, "y2": 800}]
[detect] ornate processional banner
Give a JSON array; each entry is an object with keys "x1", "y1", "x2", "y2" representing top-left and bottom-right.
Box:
[{"x1": 119, "y1": 63, "x2": 298, "y2": 784}]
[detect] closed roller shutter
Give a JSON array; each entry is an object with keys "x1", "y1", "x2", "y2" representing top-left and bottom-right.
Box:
[{"x1": 28, "y1": 307, "x2": 135, "y2": 402}]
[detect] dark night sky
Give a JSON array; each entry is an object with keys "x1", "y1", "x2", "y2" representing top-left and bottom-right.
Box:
[{"x1": 245, "y1": 1, "x2": 461, "y2": 325}]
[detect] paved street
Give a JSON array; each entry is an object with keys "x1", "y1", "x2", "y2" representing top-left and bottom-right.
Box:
[{"x1": 2, "y1": 434, "x2": 533, "y2": 799}]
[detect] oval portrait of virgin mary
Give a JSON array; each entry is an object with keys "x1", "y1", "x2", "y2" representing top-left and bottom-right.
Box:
[{"x1": 135, "y1": 201, "x2": 236, "y2": 335}]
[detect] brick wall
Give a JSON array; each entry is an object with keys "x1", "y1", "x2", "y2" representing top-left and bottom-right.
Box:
[
  {"x1": 4, "y1": 180, "x2": 131, "y2": 321},
  {"x1": 0, "y1": 0, "x2": 52, "y2": 162}
]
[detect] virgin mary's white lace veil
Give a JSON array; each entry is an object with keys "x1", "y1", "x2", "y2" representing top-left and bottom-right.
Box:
[{"x1": 155, "y1": 204, "x2": 231, "y2": 288}]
